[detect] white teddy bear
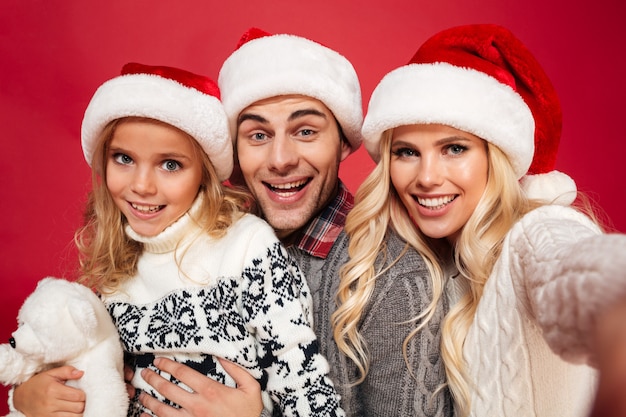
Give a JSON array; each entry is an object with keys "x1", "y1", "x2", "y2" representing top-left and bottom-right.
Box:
[{"x1": 0, "y1": 277, "x2": 128, "y2": 417}]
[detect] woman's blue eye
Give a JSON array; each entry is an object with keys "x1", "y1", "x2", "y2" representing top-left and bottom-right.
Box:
[
  {"x1": 448, "y1": 144, "x2": 467, "y2": 155},
  {"x1": 392, "y1": 147, "x2": 416, "y2": 157},
  {"x1": 162, "y1": 160, "x2": 181, "y2": 171}
]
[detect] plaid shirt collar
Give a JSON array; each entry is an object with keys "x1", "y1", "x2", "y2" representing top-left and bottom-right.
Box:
[{"x1": 292, "y1": 181, "x2": 354, "y2": 259}]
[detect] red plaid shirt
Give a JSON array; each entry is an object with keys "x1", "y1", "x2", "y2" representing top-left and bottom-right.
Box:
[{"x1": 294, "y1": 181, "x2": 354, "y2": 259}]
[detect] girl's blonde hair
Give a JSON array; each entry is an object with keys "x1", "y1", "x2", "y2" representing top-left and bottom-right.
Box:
[{"x1": 75, "y1": 117, "x2": 252, "y2": 293}]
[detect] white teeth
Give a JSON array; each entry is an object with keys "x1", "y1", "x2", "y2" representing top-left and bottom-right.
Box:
[
  {"x1": 417, "y1": 195, "x2": 455, "y2": 208},
  {"x1": 131, "y1": 203, "x2": 162, "y2": 213},
  {"x1": 271, "y1": 180, "x2": 307, "y2": 190}
]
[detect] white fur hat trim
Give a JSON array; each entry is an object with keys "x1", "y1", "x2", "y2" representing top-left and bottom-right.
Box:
[
  {"x1": 81, "y1": 73, "x2": 233, "y2": 181},
  {"x1": 362, "y1": 62, "x2": 535, "y2": 178},
  {"x1": 218, "y1": 34, "x2": 363, "y2": 151}
]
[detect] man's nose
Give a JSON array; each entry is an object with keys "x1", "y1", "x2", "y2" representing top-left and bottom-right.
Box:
[{"x1": 267, "y1": 135, "x2": 298, "y2": 172}]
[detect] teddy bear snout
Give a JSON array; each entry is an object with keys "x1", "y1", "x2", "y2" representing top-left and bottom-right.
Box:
[{"x1": 9, "y1": 337, "x2": 16, "y2": 348}]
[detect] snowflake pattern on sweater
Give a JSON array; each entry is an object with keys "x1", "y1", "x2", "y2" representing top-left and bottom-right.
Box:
[{"x1": 104, "y1": 208, "x2": 344, "y2": 417}]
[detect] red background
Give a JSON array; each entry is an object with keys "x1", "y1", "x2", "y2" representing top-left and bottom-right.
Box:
[{"x1": 1, "y1": 0, "x2": 624, "y2": 411}]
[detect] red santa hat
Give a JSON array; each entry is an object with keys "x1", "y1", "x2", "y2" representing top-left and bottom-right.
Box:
[
  {"x1": 218, "y1": 27, "x2": 363, "y2": 152},
  {"x1": 362, "y1": 24, "x2": 576, "y2": 205},
  {"x1": 81, "y1": 63, "x2": 233, "y2": 181}
]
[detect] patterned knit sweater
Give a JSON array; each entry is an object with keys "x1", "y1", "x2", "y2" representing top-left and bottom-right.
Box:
[
  {"x1": 447, "y1": 204, "x2": 626, "y2": 417},
  {"x1": 289, "y1": 229, "x2": 453, "y2": 417},
  {"x1": 102, "y1": 203, "x2": 345, "y2": 417}
]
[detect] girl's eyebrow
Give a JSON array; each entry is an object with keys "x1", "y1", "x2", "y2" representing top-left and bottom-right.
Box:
[
  {"x1": 158, "y1": 152, "x2": 193, "y2": 161},
  {"x1": 108, "y1": 147, "x2": 193, "y2": 161}
]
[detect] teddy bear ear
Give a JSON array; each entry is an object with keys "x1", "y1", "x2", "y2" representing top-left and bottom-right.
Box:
[
  {"x1": 45, "y1": 279, "x2": 99, "y2": 338},
  {"x1": 67, "y1": 292, "x2": 98, "y2": 338},
  {"x1": 33, "y1": 278, "x2": 100, "y2": 339}
]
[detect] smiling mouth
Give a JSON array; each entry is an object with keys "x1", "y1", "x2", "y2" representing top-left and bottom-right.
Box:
[
  {"x1": 131, "y1": 203, "x2": 165, "y2": 213},
  {"x1": 416, "y1": 195, "x2": 457, "y2": 209},
  {"x1": 264, "y1": 179, "x2": 309, "y2": 197}
]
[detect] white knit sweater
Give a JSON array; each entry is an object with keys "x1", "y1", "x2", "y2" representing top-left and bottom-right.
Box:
[
  {"x1": 448, "y1": 204, "x2": 626, "y2": 417},
  {"x1": 102, "y1": 200, "x2": 344, "y2": 417}
]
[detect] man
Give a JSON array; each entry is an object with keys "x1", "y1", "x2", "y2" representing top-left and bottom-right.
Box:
[
  {"x1": 144, "y1": 28, "x2": 365, "y2": 417},
  {"x1": 219, "y1": 27, "x2": 363, "y2": 314}
]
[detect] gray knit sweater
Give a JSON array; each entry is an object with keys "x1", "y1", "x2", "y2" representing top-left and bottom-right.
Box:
[{"x1": 288, "y1": 229, "x2": 452, "y2": 417}]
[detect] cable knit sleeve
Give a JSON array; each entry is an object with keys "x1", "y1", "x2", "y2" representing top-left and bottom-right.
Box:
[{"x1": 510, "y1": 205, "x2": 626, "y2": 366}]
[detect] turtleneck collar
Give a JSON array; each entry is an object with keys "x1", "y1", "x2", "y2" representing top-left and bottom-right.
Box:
[{"x1": 124, "y1": 193, "x2": 204, "y2": 254}]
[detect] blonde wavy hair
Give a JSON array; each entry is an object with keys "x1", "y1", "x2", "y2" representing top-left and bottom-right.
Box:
[
  {"x1": 75, "y1": 117, "x2": 253, "y2": 294},
  {"x1": 440, "y1": 141, "x2": 603, "y2": 416},
  {"x1": 437, "y1": 142, "x2": 541, "y2": 416},
  {"x1": 332, "y1": 125, "x2": 600, "y2": 414},
  {"x1": 332, "y1": 130, "x2": 446, "y2": 384}
]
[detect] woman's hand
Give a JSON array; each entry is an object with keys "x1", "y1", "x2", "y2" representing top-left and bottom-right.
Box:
[
  {"x1": 139, "y1": 357, "x2": 263, "y2": 417},
  {"x1": 13, "y1": 366, "x2": 85, "y2": 417},
  {"x1": 589, "y1": 300, "x2": 626, "y2": 417}
]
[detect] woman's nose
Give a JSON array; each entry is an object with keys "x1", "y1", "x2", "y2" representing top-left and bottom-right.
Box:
[{"x1": 415, "y1": 154, "x2": 443, "y2": 188}]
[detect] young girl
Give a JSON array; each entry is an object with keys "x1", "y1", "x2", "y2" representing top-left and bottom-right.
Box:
[
  {"x1": 344, "y1": 24, "x2": 626, "y2": 417},
  {"x1": 19, "y1": 63, "x2": 344, "y2": 417}
]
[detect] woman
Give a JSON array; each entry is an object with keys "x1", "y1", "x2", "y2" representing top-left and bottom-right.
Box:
[{"x1": 345, "y1": 23, "x2": 626, "y2": 417}]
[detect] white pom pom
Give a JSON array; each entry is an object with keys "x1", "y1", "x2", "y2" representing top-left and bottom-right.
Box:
[{"x1": 520, "y1": 170, "x2": 577, "y2": 206}]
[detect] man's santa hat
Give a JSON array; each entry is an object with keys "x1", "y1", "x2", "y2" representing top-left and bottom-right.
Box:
[
  {"x1": 362, "y1": 24, "x2": 576, "y2": 205},
  {"x1": 218, "y1": 27, "x2": 363, "y2": 152},
  {"x1": 81, "y1": 63, "x2": 233, "y2": 181}
]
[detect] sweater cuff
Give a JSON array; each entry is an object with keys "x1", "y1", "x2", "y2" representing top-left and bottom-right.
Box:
[{"x1": 8, "y1": 385, "x2": 24, "y2": 416}]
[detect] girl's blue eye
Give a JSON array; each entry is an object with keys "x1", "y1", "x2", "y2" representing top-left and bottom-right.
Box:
[
  {"x1": 113, "y1": 153, "x2": 133, "y2": 165},
  {"x1": 162, "y1": 160, "x2": 181, "y2": 171}
]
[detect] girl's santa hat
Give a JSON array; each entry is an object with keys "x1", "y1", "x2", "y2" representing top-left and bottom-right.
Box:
[
  {"x1": 362, "y1": 24, "x2": 576, "y2": 205},
  {"x1": 81, "y1": 63, "x2": 233, "y2": 181},
  {"x1": 218, "y1": 27, "x2": 363, "y2": 152}
]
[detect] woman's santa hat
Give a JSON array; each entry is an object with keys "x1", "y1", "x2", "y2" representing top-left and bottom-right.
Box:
[
  {"x1": 81, "y1": 63, "x2": 233, "y2": 181},
  {"x1": 218, "y1": 27, "x2": 363, "y2": 152},
  {"x1": 362, "y1": 24, "x2": 576, "y2": 205}
]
